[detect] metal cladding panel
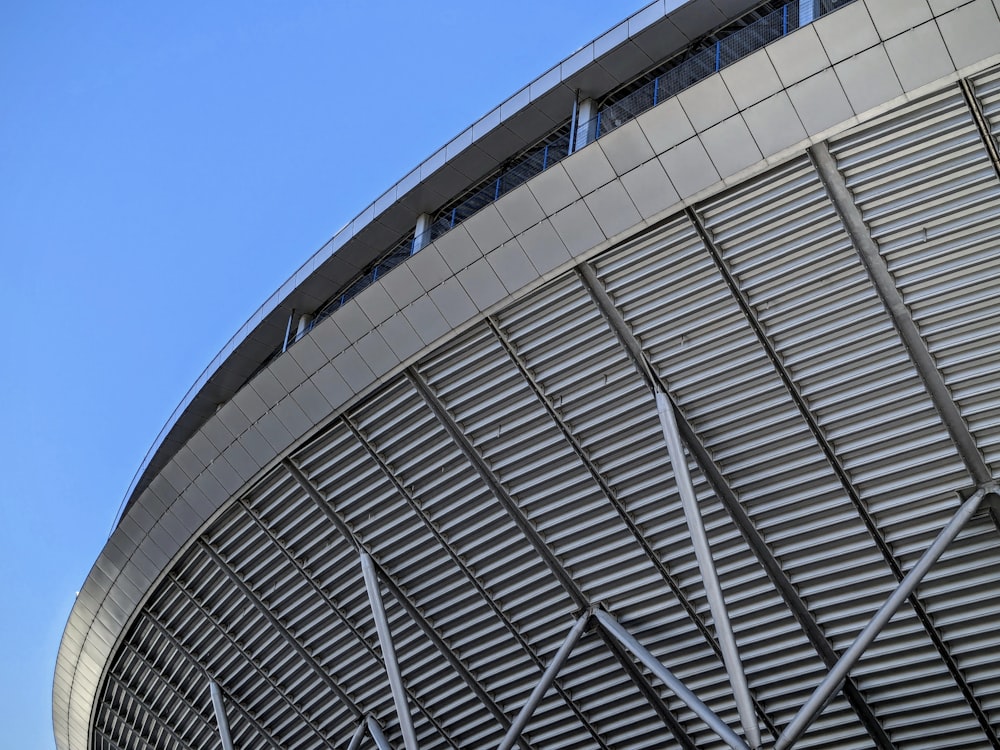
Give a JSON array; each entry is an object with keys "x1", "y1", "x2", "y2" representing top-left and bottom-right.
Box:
[
  {"x1": 338, "y1": 382, "x2": 571, "y2": 749},
  {"x1": 828, "y1": 88, "x2": 1000, "y2": 743},
  {"x1": 832, "y1": 85, "x2": 1000, "y2": 475},
  {"x1": 490, "y1": 278, "x2": 707, "y2": 750},
  {"x1": 588, "y1": 219, "x2": 872, "y2": 748},
  {"x1": 697, "y1": 154, "x2": 990, "y2": 747}
]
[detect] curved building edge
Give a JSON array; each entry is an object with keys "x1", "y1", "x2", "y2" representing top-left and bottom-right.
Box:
[{"x1": 54, "y1": 1, "x2": 1000, "y2": 749}]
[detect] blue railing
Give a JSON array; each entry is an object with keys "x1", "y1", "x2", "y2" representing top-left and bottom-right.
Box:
[
  {"x1": 427, "y1": 128, "x2": 573, "y2": 244},
  {"x1": 580, "y1": 1, "x2": 853, "y2": 140},
  {"x1": 272, "y1": 0, "x2": 852, "y2": 363}
]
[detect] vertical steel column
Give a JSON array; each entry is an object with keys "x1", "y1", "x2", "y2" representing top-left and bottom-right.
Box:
[
  {"x1": 595, "y1": 609, "x2": 751, "y2": 750},
  {"x1": 282, "y1": 309, "x2": 295, "y2": 352},
  {"x1": 497, "y1": 611, "x2": 591, "y2": 750},
  {"x1": 655, "y1": 388, "x2": 761, "y2": 749},
  {"x1": 360, "y1": 550, "x2": 419, "y2": 750},
  {"x1": 568, "y1": 95, "x2": 579, "y2": 154},
  {"x1": 775, "y1": 485, "x2": 993, "y2": 749},
  {"x1": 209, "y1": 680, "x2": 235, "y2": 750}
]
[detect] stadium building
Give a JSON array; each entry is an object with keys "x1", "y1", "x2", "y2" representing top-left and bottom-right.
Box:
[{"x1": 54, "y1": 0, "x2": 1000, "y2": 748}]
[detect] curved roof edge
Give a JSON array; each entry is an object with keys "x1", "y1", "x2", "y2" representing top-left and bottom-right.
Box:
[
  {"x1": 56, "y1": 0, "x2": 1000, "y2": 748},
  {"x1": 116, "y1": 0, "x2": 767, "y2": 524}
]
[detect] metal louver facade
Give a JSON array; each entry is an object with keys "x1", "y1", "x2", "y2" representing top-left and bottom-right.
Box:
[{"x1": 55, "y1": 1, "x2": 1000, "y2": 749}]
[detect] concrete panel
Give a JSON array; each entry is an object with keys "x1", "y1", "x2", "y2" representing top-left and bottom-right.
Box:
[
  {"x1": 583, "y1": 180, "x2": 642, "y2": 239},
  {"x1": 355, "y1": 282, "x2": 398, "y2": 327},
  {"x1": 239, "y1": 423, "x2": 280, "y2": 467},
  {"x1": 403, "y1": 296, "x2": 452, "y2": 346},
  {"x1": 311, "y1": 362, "x2": 353, "y2": 409},
  {"x1": 222, "y1": 439, "x2": 258, "y2": 483},
  {"x1": 495, "y1": 184, "x2": 546, "y2": 235},
  {"x1": 527, "y1": 163, "x2": 581, "y2": 215},
  {"x1": 486, "y1": 239, "x2": 541, "y2": 294},
  {"x1": 194, "y1": 467, "x2": 228, "y2": 506},
  {"x1": 407, "y1": 245, "x2": 453, "y2": 291},
  {"x1": 216, "y1": 399, "x2": 251, "y2": 440},
  {"x1": 310, "y1": 316, "x2": 350, "y2": 361},
  {"x1": 835, "y1": 45, "x2": 903, "y2": 115},
  {"x1": 270, "y1": 351, "x2": 307, "y2": 393},
  {"x1": 462, "y1": 204, "x2": 513, "y2": 254},
  {"x1": 864, "y1": 0, "x2": 933, "y2": 38},
  {"x1": 290, "y1": 379, "x2": 333, "y2": 423},
  {"x1": 550, "y1": 199, "x2": 607, "y2": 257},
  {"x1": 250, "y1": 368, "x2": 286, "y2": 409},
  {"x1": 937, "y1": 0, "x2": 1000, "y2": 71},
  {"x1": 378, "y1": 312, "x2": 423, "y2": 362},
  {"x1": 620, "y1": 158, "x2": 680, "y2": 220},
  {"x1": 743, "y1": 91, "x2": 808, "y2": 160},
  {"x1": 766, "y1": 26, "x2": 831, "y2": 87},
  {"x1": 380, "y1": 264, "x2": 425, "y2": 309},
  {"x1": 200, "y1": 413, "x2": 235, "y2": 454},
  {"x1": 354, "y1": 330, "x2": 397, "y2": 379},
  {"x1": 518, "y1": 219, "x2": 572, "y2": 276},
  {"x1": 332, "y1": 299, "x2": 373, "y2": 342},
  {"x1": 636, "y1": 97, "x2": 696, "y2": 153},
  {"x1": 928, "y1": 0, "x2": 970, "y2": 10},
  {"x1": 288, "y1": 336, "x2": 329, "y2": 377},
  {"x1": 599, "y1": 120, "x2": 656, "y2": 173},
  {"x1": 659, "y1": 137, "x2": 721, "y2": 199},
  {"x1": 435, "y1": 225, "x2": 482, "y2": 275},
  {"x1": 884, "y1": 21, "x2": 954, "y2": 92},
  {"x1": 173, "y1": 444, "x2": 207, "y2": 484},
  {"x1": 256, "y1": 408, "x2": 296, "y2": 454},
  {"x1": 562, "y1": 142, "x2": 617, "y2": 195},
  {"x1": 787, "y1": 68, "x2": 854, "y2": 136},
  {"x1": 720, "y1": 48, "x2": 785, "y2": 110},
  {"x1": 458, "y1": 257, "x2": 508, "y2": 312},
  {"x1": 678, "y1": 74, "x2": 739, "y2": 132},
  {"x1": 160, "y1": 458, "x2": 191, "y2": 495},
  {"x1": 332, "y1": 346, "x2": 376, "y2": 392},
  {"x1": 813, "y1": 1, "x2": 880, "y2": 64},
  {"x1": 206, "y1": 454, "x2": 242, "y2": 496},
  {"x1": 700, "y1": 115, "x2": 762, "y2": 180},
  {"x1": 429, "y1": 277, "x2": 478, "y2": 328}
]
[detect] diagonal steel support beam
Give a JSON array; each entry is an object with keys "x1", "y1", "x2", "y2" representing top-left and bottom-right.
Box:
[
  {"x1": 368, "y1": 715, "x2": 394, "y2": 750},
  {"x1": 686, "y1": 198, "x2": 1000, "y2": 748},
  {"x1": 406, "y1": 367, "x2": 698, "y2": 750},
  {"x1": 343, "y1": 415, "x2": 610, "y2": 750},
  {"x1": 360, "y1": 550, "x2": 419, "y2": 750},
  {"x1": 487, "y1": 315, "x2": 778, "y2": 741},
  {"x1": 596, "y1": 609, "x2": 751, "y2": 750},
  {"x1": 775, "y1": 484, "x2": 994, "y2": 749},
  {"x1": 348, "y1": 720, "x2": 369, "y2": 750},
  {"x1": 960, "y1": 77, "x2": 1000, "y2": 183},
  {"x1": 348, "y1": 715, "x2": 395, "y2": 750},
  {"x1": 498, "y1": 610, "x2": 592, "y2": 750},
  {"x1": 810, "y1": 140, "x2": 992, "y2": 485},
  {"x1": 209, "y1": 680, "x2": 235, "y2": 750},
  {"x1": 654, "y1": 387, "x2": 761, "y2": 749},
  {"x1": 578, "y1": 262, "x2": 896, "y2": 750},
  {"x1": 578, "y1": 263, "x2": 758, "y2": 747},
  {"x1": 283, "y1": 455, "x2": 526, "y2": 747}
]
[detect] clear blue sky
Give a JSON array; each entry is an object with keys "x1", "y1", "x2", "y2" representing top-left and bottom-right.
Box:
[{"x1": 0, "y1": 2, "x2": 635, "y2": 747}]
